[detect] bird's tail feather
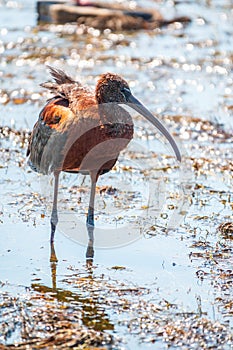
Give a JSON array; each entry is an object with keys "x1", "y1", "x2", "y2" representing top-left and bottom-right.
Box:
[
  {"x1": 40, "y1": 82, "x2": 61, "y2": 93},
  {"x1": 46, "y1": 65, "x2": 76, "y2": 85}
]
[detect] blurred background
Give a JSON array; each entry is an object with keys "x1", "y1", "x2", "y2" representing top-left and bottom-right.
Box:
[{"x1": 0, "y1": 0, "x2": 233, "y2": 349}]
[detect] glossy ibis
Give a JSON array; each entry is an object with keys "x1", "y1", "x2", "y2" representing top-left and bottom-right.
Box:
[{"x1": 27, "y1": 66, "x2": 181, "y2": 243}]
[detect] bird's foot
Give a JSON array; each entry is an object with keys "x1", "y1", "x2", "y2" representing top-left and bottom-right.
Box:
[
  {"x1": 86, "y1": 242, "x2": 94, "y2": 260},
  {"x1": 50, "y1": 222, "x2": 56, "y2": 244},
  {"x1": 86, "y1": 224, "x2": 94, "y2": 262},
  {"x1": 86, "y1": 218, "x2": 94, "y2": 227},
  {"x1": 50, "y1": 212, "x2": 58, "y2": 243}
]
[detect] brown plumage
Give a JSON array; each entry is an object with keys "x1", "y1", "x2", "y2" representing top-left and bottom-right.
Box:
[{"x1": 27, "y1": 66, "x2": 181, "y2": 243}]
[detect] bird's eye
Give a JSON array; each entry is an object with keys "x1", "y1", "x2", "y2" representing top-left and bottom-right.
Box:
[{"x1": 120, "y1": 87, "x2": 131, "y2": 100}]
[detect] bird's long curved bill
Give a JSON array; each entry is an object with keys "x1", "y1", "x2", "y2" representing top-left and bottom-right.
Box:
[{"x1": 128, "y1": 94, "x2": 181, "y2": 162}]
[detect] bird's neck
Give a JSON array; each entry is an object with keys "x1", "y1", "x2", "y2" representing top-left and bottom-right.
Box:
[{"x1": 98, "y1": 103, "x2": 132, "y2": 126}]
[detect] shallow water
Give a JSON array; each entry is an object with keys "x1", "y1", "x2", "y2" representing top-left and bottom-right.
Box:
[{"x1": 0, "y1": 0, "x2": 233, "y2": 348}]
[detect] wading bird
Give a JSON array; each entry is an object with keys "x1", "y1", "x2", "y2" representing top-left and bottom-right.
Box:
[{"x1": 27, "y1": 66, "x2": 181, "y2": 243}]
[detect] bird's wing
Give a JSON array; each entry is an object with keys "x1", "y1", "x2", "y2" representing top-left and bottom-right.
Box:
[
  {"x1": 27, "y1": 96, "x2": 77, "y2": 173},
  {"x1": 27, "y1": 90, "x2": 101, "y2": 174}
]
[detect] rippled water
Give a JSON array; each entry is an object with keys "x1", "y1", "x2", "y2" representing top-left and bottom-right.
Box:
[{"x1": 0, "y1": 0, "x2": 233, "y2": 348}]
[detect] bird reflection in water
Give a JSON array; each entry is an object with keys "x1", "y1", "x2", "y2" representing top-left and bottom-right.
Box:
[
  {"x1": 49, "y1": 223, "x2": 95, "y2": 290},
  {"x1": 32, "y1": 224, "x2": 115, "y2": 333}
]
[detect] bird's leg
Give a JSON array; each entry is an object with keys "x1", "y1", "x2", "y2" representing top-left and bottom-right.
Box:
[
  {"x1": 50, "y1": 172, "x2": 60, "y2": 243},
  {"x1": 87, "y1": 172, "x2": 98, "y2": 227}
]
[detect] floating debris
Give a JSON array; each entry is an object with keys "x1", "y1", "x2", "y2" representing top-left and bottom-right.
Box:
[
  {"x1": 99, "y1": 185, "x2": 117, "y2": 196},
  {"x1": 0, "y1": 292, "x2": 114, "y2": 349},
  {"x1": 37, "y1": 1, "x2": 191, "y2": 31},
  {"x1": 218, "y1": 222, "x2": 233, "y2": 239},
  {"x1": 0, "y1": 126, "x2": 31, "y2": 149},
  {"x1": 1, "y1": 272, "x2": 232, "y2": 349}
]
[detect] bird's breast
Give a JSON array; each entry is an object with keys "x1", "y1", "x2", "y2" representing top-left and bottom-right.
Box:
[{"x1": 62, "y1": 120, "x2": 134, "y2": 173}]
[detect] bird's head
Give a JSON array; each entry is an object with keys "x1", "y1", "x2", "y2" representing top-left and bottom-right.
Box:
[
  {"x1": 96, "y1": 73, "x2": 181, "y2": 162},
  {"x1": 95, "y1": 73, "x2": 131, "y2": 104}
]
